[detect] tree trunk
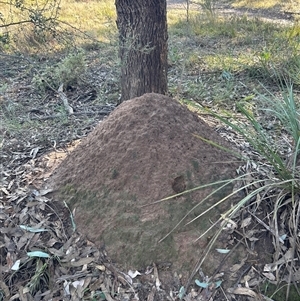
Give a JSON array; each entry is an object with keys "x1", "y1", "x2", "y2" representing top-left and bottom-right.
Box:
[{"x1": 115, "y1": 0, "x2": 168, "y2": 102}]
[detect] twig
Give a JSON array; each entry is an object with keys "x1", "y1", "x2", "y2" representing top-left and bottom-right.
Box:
[
  {"x1": 29, "y1": 111, "x2": 111, "y2": 120},
  {"x1": 247, "y1": 209, "x2": 284, "y2": 243},
  {"x1": 58, "y1": 84, "x2": 73, "y2": 115}
]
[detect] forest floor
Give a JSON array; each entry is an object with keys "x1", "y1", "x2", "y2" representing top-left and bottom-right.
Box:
[{"x1": 1, "y1": 0, "x2": 300, "y2": 300}]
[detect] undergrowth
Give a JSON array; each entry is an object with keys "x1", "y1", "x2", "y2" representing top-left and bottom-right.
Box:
[
  {"x1": 32, "y1": 50, "x2": 86, "y2": 92},
  {"x1": 169, "y1": 12, "x2": 300, "y2": 106}
]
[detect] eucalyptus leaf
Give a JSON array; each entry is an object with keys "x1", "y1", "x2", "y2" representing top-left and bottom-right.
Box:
[
  {"x1": 178, "y1": 286, "x2": 185, "y2": 299},
  {"x1": 195, "y1": 279, "x2": 208, "y2": 288},
  {"x1": 216, "y1": 248, "x2": 230, "y2": 254},
  {"x1": 20, "y1": 225, "x2": 49, "y2": 233},
  {"x1": 27, "y1": 251, "x2": 50, "y2": 258}
]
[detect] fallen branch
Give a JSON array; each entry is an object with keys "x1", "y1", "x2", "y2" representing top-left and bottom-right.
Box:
[{"x1": 58, "y1": 84, "x2": 74, "y2": 115}]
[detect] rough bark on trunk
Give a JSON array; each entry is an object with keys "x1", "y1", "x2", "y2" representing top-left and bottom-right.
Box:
[{"x1": 115, "y1": 0, "x2": 168, "y2": 102}]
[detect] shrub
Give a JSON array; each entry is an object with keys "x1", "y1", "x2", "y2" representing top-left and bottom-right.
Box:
[{"x1": 32, "y1": 50, "x2": 86, "y2": 92}]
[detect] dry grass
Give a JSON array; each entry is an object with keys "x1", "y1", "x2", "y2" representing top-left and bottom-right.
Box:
[
  {"x1": 58, "y1": 0, "x2": 116, "y2": 41},
  {"x1": 0, "y1": 0, "x2": 116, "y2": 51}
]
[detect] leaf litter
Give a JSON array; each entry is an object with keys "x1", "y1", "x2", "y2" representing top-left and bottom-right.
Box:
[{"x1": 1, "y1": 153, "x2": 175, "y2": 300}]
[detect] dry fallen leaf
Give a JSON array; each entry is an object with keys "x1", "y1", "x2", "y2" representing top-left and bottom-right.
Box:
[
  {"x1": 229, "y1": 287, "x2": 259, "y2": 298},
  {"x1": 262, "y1": 272, "x2": 276, "y2": 281},
  {"x1": 240, "y1": 216, "x2": 252, "y2": 228}
]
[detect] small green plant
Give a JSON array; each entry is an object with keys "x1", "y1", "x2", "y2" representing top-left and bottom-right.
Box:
[
  {"x1": 282, "y1": 52, "x2": 300, "y2": 86},
  {"x1": 259, "y1": 85, "x2": 300, "y2": 152},
  {"x1": 32, "y1": 50, "x2": 86, "y2": 92},
  {"x1": 27, "y1": 258, "x2": 50, "y2": 295}
]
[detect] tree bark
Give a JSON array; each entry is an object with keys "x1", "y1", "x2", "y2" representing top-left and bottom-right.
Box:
[{"x1": 115, "y1": 0, "x2": 168, "y2": 102}]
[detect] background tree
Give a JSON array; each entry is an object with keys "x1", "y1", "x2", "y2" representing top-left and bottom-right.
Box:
[{"x1": 115, "y1": 0, "x2": 168, "y2": 102}]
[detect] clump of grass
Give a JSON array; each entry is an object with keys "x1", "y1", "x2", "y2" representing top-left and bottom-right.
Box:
[
  {"x1": 245, "y1": 30, "x2": 300, "y2": 85},
  {"x1": 158, "y1": 84, "x2": 300, "y2": 300},
  {"x1": 198, "y1": 85, "x2": 300, "y2": 299},
  {"x1": 27, "y1": 258, "x2": 50, "y2": 295}
]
